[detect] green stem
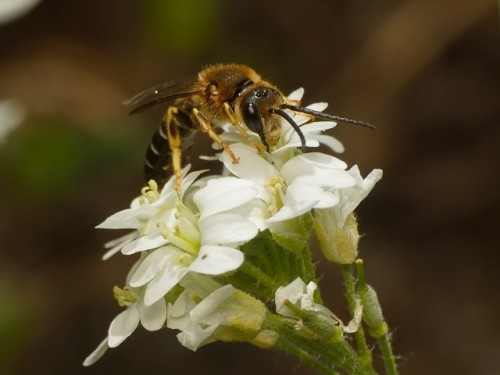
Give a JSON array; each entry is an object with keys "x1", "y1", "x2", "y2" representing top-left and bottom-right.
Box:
[
  {"x1": 377, "y1": 333, "x2": 398, "y2": 375},
  {"x1": 277, "y1": 336, "x2": 340, "y2": 375},
  {"x1": 301, "y1": 244, "x2": 318, "y2": 283},
  {"x1": 267, "y1": 314, "x2": 364, "y2": 374},
  {"x1": 341, "y1": 264, "x2": 375, "y2": 374},
  {"x1": 356, "y1": 260, "x2": 398, "y2": 375}
]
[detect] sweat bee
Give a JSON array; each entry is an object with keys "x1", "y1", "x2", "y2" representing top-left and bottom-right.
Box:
[{"x1": 124, "y1": 63, "x2": 374, "y2": 189}]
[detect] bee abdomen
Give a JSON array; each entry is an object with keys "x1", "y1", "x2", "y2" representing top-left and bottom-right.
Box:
[{"x1": 144, "y1": 127, "x2": 169, "y2": 181}]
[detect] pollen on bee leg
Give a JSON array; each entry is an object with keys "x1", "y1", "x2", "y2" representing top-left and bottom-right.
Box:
[
  {"x1": 170, "y1": 146, "x2": 183, "y2": 191},
  {"x1": 174, "y1": 172, "x2": 183, "y2": 191}
]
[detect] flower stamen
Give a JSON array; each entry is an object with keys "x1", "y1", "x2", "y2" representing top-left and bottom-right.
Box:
[{"x1": 113, "y1": 285, "x2": 138, "y2": 307}]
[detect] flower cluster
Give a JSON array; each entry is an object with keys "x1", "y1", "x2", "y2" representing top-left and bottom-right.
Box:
[{"x1": 84, "y1": 89, "x2": 382, "y2": 369}]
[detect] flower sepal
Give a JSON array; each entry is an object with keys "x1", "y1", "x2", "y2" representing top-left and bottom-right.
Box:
[{"x1": 314, "y1": 211, "x2": 360, "y2": 264}]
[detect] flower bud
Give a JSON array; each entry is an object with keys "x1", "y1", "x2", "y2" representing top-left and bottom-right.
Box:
[
  {"x1": 314, "y1": 210, "x2": 360, "y2": 264},
  {"x1": 359, "y1": 284, "x2": 387, "y2": 338}
]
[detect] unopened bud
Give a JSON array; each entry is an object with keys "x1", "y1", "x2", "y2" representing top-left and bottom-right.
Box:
[{"x1": 314, "y1": 210, "x2": 359, "y2": 264}]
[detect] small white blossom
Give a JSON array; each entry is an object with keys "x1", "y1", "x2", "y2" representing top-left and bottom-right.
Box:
[
  {"x1": 96, "y1": 168, "x2": 204, "y2": 258},
  {"x1": 314, "y1": 166, "x2": 383, "y2": 264},
  {"x1": 331, "y1": 165, "x2": 383, "y2": 225},
  {"x1": 275, "y1": 277, "x2": 332, "y2": 319},
  {"x1": 83, "y1": 285, "x2": 167, "y2": 366},
  {"x1": 168, "y1": 281, "x2": 234, "y2": 350},
  {"x1": 275, "y1": 277, "x2": 361, "y2": 334},
  {"x1": 127, "y1": 180, "x2": 259, "y2": 306},
  {"x1": 167, "y1": 275, "x2": 267, "y2": 351}
]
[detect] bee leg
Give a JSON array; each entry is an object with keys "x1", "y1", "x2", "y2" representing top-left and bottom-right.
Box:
[
  {"x1": 165, "y1": 106, "x2": 184, "y2": 190},
  {"x1": 223, "y1": 102, "x2": 264, "y2": 153},
  {"x1": 192, "y1": 108, "x2": 240, "y2": 164}
]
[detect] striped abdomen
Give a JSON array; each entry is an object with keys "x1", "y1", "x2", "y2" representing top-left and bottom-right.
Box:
[{"x1": 144, "y1": 108, "x2": 198, "y2": 185}]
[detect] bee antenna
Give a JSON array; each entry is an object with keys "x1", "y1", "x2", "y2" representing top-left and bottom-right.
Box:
[
  {"x1": 281, "y1": 104, "x2": 376, "y2": 130},
  {"x1": 269, "y1": 108, "x2": 306, "y2": 152}
]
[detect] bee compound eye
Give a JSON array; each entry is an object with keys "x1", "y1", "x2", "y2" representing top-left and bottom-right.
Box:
[{"x1": 242, "y1": 102, "x2": 263, "y2": 134}]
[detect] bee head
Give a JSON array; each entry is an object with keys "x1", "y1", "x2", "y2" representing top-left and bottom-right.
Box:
[{"x1": 241, "y1": 87, "x2": 304, "y2": 151}]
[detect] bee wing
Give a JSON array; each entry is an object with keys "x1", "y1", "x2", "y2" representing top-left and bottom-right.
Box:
[{"x1": 123, "y1": 75, "x2": 203, "y2": 114}]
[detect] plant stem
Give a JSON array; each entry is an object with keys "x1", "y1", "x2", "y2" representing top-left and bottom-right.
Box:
[
  {"x1": 267, "y1": 313, "x2": 365, "y2": 374},
  {"x1": 377, "y1": 333, "x2": 398, "y2": 375},
  {"x1": 341, "y1": 264, "x2": 375, "y2": 374},
  {"x1": 277, "y1": 336, "x2": 340, "y2": 375},
  {"x1": 356, "y1": 259, "x2": 398, "y2": 375}
]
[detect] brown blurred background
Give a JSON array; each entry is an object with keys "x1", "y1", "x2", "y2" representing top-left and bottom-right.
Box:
[{"x1": 0, "y1": 0, "x2": 499, "y2": 374}]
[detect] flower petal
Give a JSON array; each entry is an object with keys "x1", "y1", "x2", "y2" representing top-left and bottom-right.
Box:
[
  {"x1": 144, "y1": 263, "x2": 189, "y2": 306},
  {"x1": 221, "y1": 200, "x2": 268, "y2": 230},
  {"x1": 287, "y1": 87, "x2": 304, "y2": 101},
  {"x1": 139, "y1": 298, "x2": 167, "y2": 331},
  {"x1": 194, "y1": 177, "x2": 257, "y2": 219},
  {"x1": 176, "y1": 322, "x2": 217, "y2": 351},
  {"x1": 301, "y1": 121, "x2": 337, "y2": 134},
  {"x1": 334, "y1": 166, "x2": 383, "y2": 223},
  {"x1": 199, "y1": 214, "x2": 258, "y2": 245},
  {"x1": 83, "y1": 337, "x2": 109, "y2": 366},
  {"x1": 102, "y1": 231, "x2": 137, "y2": 260},
  {"x1": 315, "y1": 134, "x2": 345, "y2": 153},
  {"x1": 275, "y1": 277, "x2": 306, "y2": 316},
  {"x1": 307, "y1": 102, "x2": 328, "y2": 112},
  {"x1": 108, "y1": 306, "x2": 140, "y2": 348},
  {"x1": 129, "y1": 246, "x2": 180, "y2": 287},
  {"x1": 267, "y1": 183, "x2": 339, "y2": 223},
  {"x1": 188, "y1": 245, "x2": 244, "y2": 275},
  {"x1": 221, "y1": 143, "x2": 277, "y2": 183},
  {"x1": 96, "y1": 206, "x2": 150, "y2": 229},
  {"x1": 281, "y1": 153, "x2": 354, "y2": 188},
  {"x1": 189, "y1": 284, "x2": 235, "y2": 322},
  {"x1": 121, "y1": 232, "x2": 168, "y2": 255}
]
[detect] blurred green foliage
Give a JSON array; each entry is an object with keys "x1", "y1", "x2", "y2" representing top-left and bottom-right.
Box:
[
  {"x1": 0, "y1": 287, "x2": 31, "y2": 374},
  {"x1": 0, "y1": 118, "x2": 144, "y2": 201},
  {"x1": 142, "y1": 0, "x2": 223, "y2": 55}
]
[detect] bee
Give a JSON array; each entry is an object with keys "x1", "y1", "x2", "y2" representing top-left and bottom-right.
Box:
[{"x1": 124, "y1": 63, "x2": 374, "y2": 189}]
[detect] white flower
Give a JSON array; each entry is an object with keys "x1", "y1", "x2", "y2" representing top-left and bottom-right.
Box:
[
  {"x1": 168, "y1": 280, "x2": 234, "y2": 350},
  {"x1": 97, "y1": 168, "x2": 204, "y2": 259},
  {"x1": 326, "y1": 166, "x2": 383, "y2": 226},
  {"x1": 220, "y1": 143, "x2": 356, "y2": 224},
  {"x1": 275, "y1": 277, "x2": 361, "y2": 334},
  {"x1": 275, "y1": 277, "x2": 333, "y2": 319},
  {"x1": 167, "y1": 275, "x2": 268, "y2": 351},
  {"x1": 83, "y1": 285, "x2": 167, "y2": 366},
  {"x1": 314, "y1": 166, "x2": 383, "y2": 264},
  {"x1": 127, "y1": 196, "x2": 258, "y2": 306},
  {"x1": 193, "y1": 175, "x2": 267, "y2": 230}
]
